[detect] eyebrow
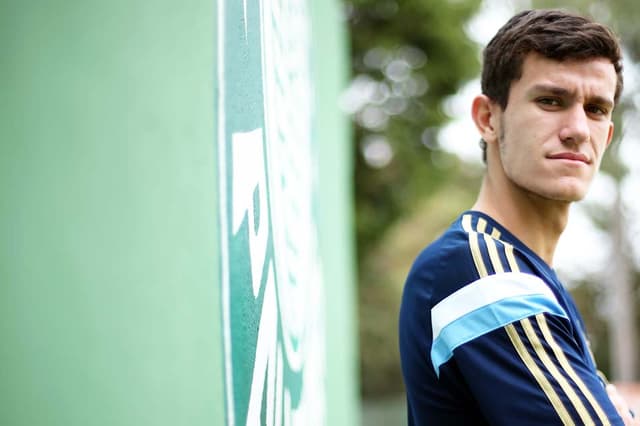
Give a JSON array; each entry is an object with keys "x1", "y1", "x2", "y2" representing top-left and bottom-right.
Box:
[{"x1": 529, "y1": 84, "x2": 614, "y2": 110}]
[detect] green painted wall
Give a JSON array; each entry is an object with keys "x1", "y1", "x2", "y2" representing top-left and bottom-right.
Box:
[
  {"x1": 2, "y1": 1, "x2": 223, "y2": 425},
  {"x1": 1, "y1": 0, "x2": 356, "y2": 424},
  {"x1": 310, "y1": 2, "x2": 360, "y2": 423}
]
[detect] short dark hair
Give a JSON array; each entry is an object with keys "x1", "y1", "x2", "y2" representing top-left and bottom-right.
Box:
[
  {"x1": 483, "y1": 9, "x2": 623, "y2": 107},
  {"x1": 479, "y1": 9, "x2": 624, "y2": 162}
]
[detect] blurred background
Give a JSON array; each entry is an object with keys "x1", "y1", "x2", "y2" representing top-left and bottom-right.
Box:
[
  {"x1": 3, "y1": 0, "x2": 640, "y2": 424},
  {"x1": 346, "y1": 0, "x2": 640, "y2": 423}
]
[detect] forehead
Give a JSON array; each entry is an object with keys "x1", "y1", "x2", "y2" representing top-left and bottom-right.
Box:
[{"x1": 514, "y1": 53, "x2": 617, "y2": 100}]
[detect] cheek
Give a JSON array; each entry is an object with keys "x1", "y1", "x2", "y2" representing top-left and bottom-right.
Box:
[
  {"x1": 591, "y1": 127, "x2": 611, "y2": 158},
  {"x1": 499, "y1": 112, "x2": 549, "y2": 165}
]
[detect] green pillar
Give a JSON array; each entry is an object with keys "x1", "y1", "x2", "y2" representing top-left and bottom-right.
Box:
[
  {"x1": 216, "y1": 0, "x2": 358, "y2": 424},
  {"x1": 1, "y1": 0, "x2": 356, "y2": 424},
  {"x1": 2, "y1": 1, "x2": 223, "y2": 425}
]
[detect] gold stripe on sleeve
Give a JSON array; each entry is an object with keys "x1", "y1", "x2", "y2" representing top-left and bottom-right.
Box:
[
  {"x1": 481, "y1": 217, "x2": 579, "y2": 424},
  {"x1": 505, "y1": 323, "x2": 575, "y2": 425},
  {"x1": 484, "y1": 239, "x2": 573, "y2": 424},
  {"x1": 483, "y1": 235, "x2": 504, "y2": 274},
  {"x1": 487, "y1": 230, "x2": 571, "y2": 424},
  {"x1": 490, "y1": 228, "x2": 501, "y2": 239},
  {"x1": 477, "y1": 217, "x2": 488, "y2": 233},
  {"x1": 469, "y1": 233, "x2": 488, "y2": 278},
  {"x1": 504, "y1": 243, "x2": 519, "y2": 272},
  {"x1": 462, "y1": 214, "x2": 488, "y2": 278},
  {"x1": 462, "y1": 214, "x2": 473, "y2": 233},
  {"x1": 536, "y1": 314, "x2": 610, "y2": 426},
  {"x1": 521, "y1": 318, "x2": 593, "y2": 425}
]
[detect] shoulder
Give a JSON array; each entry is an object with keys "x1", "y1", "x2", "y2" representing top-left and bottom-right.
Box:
[
  {"x1": 404, "y1": 212, "x2": 528, "y2": 304},
  {"x1": 403, "y1": 225, "x2": 476, "y2": 304}
]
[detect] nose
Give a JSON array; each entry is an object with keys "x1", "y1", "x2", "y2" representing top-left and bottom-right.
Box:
[{"x1": 558, "y1": 105, "x2": 590, "y2": 145}]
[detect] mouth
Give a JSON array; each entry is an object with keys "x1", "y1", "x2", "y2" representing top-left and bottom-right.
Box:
[{"x1": 547, "y1": 152, "x2": 590, "y2": 164}]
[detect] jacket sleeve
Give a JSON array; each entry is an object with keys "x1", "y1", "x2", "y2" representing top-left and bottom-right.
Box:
[
  {"x1": 446, "y1": 303, "x2": 623, "y2": 425},
  {"x1": 429, "y1": 215, "x2": 625, "y2": 425}
]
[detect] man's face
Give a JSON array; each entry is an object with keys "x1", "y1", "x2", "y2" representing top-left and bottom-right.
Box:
[{"x1": 490, "y1": 53, "x2": 616, "y2": 203}]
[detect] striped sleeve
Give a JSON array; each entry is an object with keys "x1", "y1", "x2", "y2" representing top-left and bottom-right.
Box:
[
  {"x1": 431, "y1": 214, "x2": 623, "y2": 425},
  {"x1": 430, "y1": 272, "x2": 568, "y2": 376}
]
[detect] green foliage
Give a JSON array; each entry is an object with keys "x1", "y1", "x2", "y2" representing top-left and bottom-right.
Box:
[
  {"x1": 358, "y1": 171, "x2": 481, "y2": 396},
  {"x1": 344, "y1": 0, "x2": 484, "y2": 397},
  {"x1": 569, "y1": 280, "x2": 611, "y2": 374},
  {"x1": 344, "y1": 0, "x2": 482, "y2": 258}
]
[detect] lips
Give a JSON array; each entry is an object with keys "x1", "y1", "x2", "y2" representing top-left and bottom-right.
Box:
[{"x1": 547, "y1": 152, "x2": 590, "y2": 164}]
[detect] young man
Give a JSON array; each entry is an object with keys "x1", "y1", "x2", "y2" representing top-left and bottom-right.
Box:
[{"x1": 399, "y1": 9, "x2": 639, "y2": 425}]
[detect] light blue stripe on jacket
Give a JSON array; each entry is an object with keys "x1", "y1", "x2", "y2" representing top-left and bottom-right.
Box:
[{"x1": 430, "y1": 272, "x2": 568, "y2": 376}]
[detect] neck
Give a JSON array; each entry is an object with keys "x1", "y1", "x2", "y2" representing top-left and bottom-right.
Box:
[{"x1": 472, "y1": 176, "x2": 570, "y2": 266}]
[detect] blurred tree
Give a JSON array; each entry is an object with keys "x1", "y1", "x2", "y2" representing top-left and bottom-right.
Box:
[
  {"x1": 342, "y1": 0, "x2": 483, "y2": 397},
  {"x1": 358, "y1": 170, "x2": 481, "y2": 396},
  {"x1": 343, "y1": 0, "x2": 482, "y2": 257}
]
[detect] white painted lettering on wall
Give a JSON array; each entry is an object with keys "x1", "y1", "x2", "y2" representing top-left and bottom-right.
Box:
[
  {"x1": 231, "y1": 128, "x2": 268, "y2": 298},
  {"x1": 260, "y1": 0, "x2": 326, "y2": 422},
  {"x1": 219, "y1": 0, "x2": 324, "y2": 424}
]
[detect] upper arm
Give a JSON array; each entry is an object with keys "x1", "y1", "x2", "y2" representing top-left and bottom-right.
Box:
[
  {"x1": 454, "y1": 312, "x2": 622, "y2": 425},
  {"x1": 432, "y1": 279, "x2": 623, "y2": 426},
  {"x1": 431, "y1": 216, "x2": 624, "y2": 424}
]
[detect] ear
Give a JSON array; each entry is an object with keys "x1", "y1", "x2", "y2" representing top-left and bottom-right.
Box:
[
  {"x1": 605, "y1": 121, "x2": 614, "y2": 148},
  {"x1": 471, "y1": 95, "x2": 500, "y2": 144}
]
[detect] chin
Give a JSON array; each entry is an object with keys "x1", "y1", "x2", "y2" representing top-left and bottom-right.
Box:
[
  {"x1": 560, "y1": 194, "x2": 586, "y2": 203},
  {"x1": 514, "y1": 176, "x2": 590, "y2": 203},
  {"x1": 524, "y1": 184, "x2": 586, "y2": 203},
  {"x1": 547, "y1": 178, "x2": 591, "y2": 202},
  {"x1": 547, "y1": 188, "x2": 588, "y2": 203}
]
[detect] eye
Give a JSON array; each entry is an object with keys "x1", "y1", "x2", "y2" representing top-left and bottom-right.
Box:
[
  {"x1": 585, "y1": 104, "x2": 608, "y2": 117},
  {"x1": 536, "y1": 97, "x2": 562, "y2": 108}
]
